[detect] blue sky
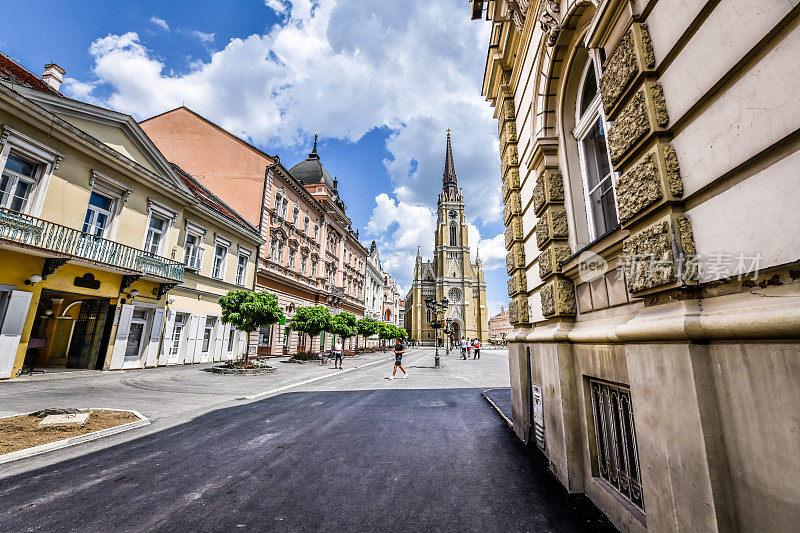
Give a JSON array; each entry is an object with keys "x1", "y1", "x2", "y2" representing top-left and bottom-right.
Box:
[{"x1": 2, "y1": 0, "x2": 508, "y2": 314}]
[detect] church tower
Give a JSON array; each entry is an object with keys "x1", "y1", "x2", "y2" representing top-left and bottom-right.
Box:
[{"x1": 409, "y1": 132, "x2": 489, "y2": 344}]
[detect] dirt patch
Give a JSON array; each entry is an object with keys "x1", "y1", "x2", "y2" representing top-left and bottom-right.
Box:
[{"x1": 0, "y1": 410, "x2": 139, "y2": 455}]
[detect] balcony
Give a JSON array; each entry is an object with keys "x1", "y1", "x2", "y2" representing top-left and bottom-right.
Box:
[{"x1": 0, "y1": 208, "x2": 184, "y2": 282}]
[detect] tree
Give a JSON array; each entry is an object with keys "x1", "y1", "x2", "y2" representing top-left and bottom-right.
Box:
[
  {"x1": 356, "y1": 318, "x2": 380, "y2": 350},
  {"x1": 330, "y1": 311, "x2": 358, "y2": 349},
  {"x1": 219, "y1": 289, "x2": 284, "y2": 362},
  {"x1": 290, "y1": 306, "x2": 332, "y2": 354}
]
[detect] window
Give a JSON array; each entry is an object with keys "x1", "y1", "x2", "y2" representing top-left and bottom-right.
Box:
[
  {"x1": 304, "y1": 217, "x2": 309, "y2": 234},
  {"x1": 169, "y1": 313, "x2": 188, "y2": 358},
  {"x1": 235, "y1": 253, "x2": 248, "y2": 285},
  {"x1": 228, "y1": 327, "x2": 237, "y2": 352},
  {"x1": 212, "y1": 243, "x2": 228, "y2": 279},
  {"x1": 590, "y1": 379, "x2": 644, "y2": 512},
  {"x1": 288, "y1": 248, "x2": 296, "y2": 270},
  {"x1": 449, "y1": 223, "x2": 458, "y2": 246},
  {"x1": 313, "y1": 225, "x2": 319, "y2": 241},
  {"x1": 144, "y1": 214, "x2": 168, "y2": 255},
  {"x1": 270, "y1": 238, "x2": 277, "y2": 259},
  {"x1": 274, "y1": 192, "x2": 282, "y2": 211},
  {"x1": 281, "y1": 198, "x2": 288, "y2": 217},
  {"x1": 258, "y1": 325, "x2": 272, "y2": 346},
  {"x1": 311, "y1": 259, "x2": 318, "y2": 278},
  {"x1": 574, "y1": 55, "x2": 619, "y2": 240},
  {"x1": 0, "y1": 153, "x2": 37, "y2": 212},
  {"x1": 300, "y1": 253, "x2": 308, "y2": 275},
  {"x1": 82, "y1": 192, "x2": 114, "y2": 237},
  {"x1": 293, "y1": 207, "x2": 299, "y2": 225},
  {"x1": 201, "y1": 317, "x2": 216, "y2": 353},
  {"x1": 276, "y1": 241, "x2": 285, "y2": 263},
  {"x1": 183, "y1": 225, "x2": 205, "y2": 270}
]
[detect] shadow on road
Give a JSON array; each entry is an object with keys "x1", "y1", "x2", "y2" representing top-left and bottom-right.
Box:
[{"x1": 0, "y1": 388, "x2": 614, "y2": 532}]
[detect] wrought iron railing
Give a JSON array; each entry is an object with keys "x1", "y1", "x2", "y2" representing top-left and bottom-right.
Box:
[{"x1": 0, "y1": 208, "x2": 184, "y2": 282}]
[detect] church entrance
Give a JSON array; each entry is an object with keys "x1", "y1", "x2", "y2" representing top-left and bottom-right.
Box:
[{"x1": 450, "y1": 322, "x2": 460, "y2": 344}]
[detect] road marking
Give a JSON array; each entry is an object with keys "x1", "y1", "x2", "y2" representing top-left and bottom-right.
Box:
[{"x1": 241, "y1": 350, "x2": 422, "y2": 400}]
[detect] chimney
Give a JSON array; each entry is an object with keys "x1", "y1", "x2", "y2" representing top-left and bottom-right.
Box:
[{"x1": 42, "y1": 63, "x2": 65, "y2": 91}]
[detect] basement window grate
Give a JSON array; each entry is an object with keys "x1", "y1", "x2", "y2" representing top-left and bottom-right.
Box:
[{"x1": 590, "y1": 379, "x2": 645, "y2": 512}]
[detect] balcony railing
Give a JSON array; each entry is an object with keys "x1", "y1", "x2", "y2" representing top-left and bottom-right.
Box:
[{"x1": 0, "y1": 208, "x2": 184, "y2": 282}]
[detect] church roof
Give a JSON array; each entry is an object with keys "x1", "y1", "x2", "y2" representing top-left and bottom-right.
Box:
[
  {"x1": 288, "y1": 132, "x2": 335, "y2": 189},
  {"x1": 442, "y1": 130, "x2": 458, "y2": 196}
]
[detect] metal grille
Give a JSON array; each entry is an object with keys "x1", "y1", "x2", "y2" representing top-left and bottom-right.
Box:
[{"x1": 590, "y1": 379, "x2": 645, "y2": 511}]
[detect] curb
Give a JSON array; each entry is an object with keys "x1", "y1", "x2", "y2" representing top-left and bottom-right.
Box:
[
  {"x1": 482, "y1": 388, "x2": 513, "y2": 429},
  {"x1": 0, "y1": 408, "x2": 150, "y2": 465}
]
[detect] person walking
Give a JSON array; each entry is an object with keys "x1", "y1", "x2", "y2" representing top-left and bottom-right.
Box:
[
  {"x1": 389, "y1": 338, "x2": 407, "y2": 379},
  {"x1": 473, "y1": 338, "x2": 481, "y2": 360},
  {"x1": 460, "y1": 337, "x2": 468, "y2": 360},
  {"x1": 333, "y1": 337, "x2": 344, "y2": 369}
]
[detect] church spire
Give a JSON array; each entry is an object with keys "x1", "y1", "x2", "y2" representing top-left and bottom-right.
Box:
[{"x1": 443, "y1": 130, "x2": 458, "y2": 200}]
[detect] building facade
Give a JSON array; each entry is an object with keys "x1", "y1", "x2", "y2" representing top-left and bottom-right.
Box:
[
  {"x1": 471, "y1": 1, "x2": 800, "y2": 530},
  {"x1": 141, "y1": 110, "x2": 367, "y2": 355},
  {"x1": 488, "y1": 306, "x2": 512, "y2": 340},
  {"x1": 407, "y1": 133, "x2": 489, "y2": 345},
  {"x1": 0, "y1": 54, "x2": 258, "y2": 379}
]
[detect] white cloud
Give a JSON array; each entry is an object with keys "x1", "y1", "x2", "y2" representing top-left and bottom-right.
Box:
[
  {"x1": 149, "y1": 16, "x2": 169, "y2": 31},
  {"x1": 71, "y1": 1, "x2": 502, "y2": 298},
  {"x1": 191, "y1": 30, "x2": 215, "y2": 43}
]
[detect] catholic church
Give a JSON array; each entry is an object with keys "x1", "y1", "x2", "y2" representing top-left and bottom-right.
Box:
[{"x1": 407, "y1": 132, "x2": 489, "y2": 344}]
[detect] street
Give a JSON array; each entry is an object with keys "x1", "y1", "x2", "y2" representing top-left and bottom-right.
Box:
[{"x1": 0, "y1": 349, "x2": 613, "y2": 532}]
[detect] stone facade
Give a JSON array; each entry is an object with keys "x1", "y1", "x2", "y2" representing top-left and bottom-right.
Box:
[{"x1": 470, "y1": 1, "x2": 800, "y2": 531}]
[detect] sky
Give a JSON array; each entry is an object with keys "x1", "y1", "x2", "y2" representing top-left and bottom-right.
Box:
[{"x1": 1, "y1": 0, "x2": 508, "y2": 315}]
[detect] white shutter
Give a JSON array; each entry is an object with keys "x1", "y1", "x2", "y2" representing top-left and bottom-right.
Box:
[
  {"x1": 0, "y1": 290, "x2": 33, "y2": 378},
  {"x1": 212, "y1": 318, "x2": 224, "y2": 362},
  {"x1": 221, "y1": 324, "x2": 231, "y2": 361},
  {"x1": 145, "y1": 308, "x2": 165, "y2": 367},
  {"x1": 161, "y1": 310, "x2": 176, "y2": 365},
  {"x1": 109, "y1": 304, "x2": 135, "y2": 370},
  {"x1": 184, "y1": 314, "x2": 198, "y2": 364},
  {"x1": 238, "y1": 330, "x2": 248, "y2": 360},
  {"x1": 194, "y1": 315, "x2": 207, "y2": 363}
]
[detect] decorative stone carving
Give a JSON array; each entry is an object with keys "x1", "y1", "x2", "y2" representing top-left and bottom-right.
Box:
[
  {"x1": 532, "y1": 168, "x2": 564, "y2": 215},
  {"x1": 535, "y1": 207, "x2": 568, "y2": 249},
  {"x1": 506, "y1": 251, "x2": 515, "y2": 274},
  {"x1": 504, "y1": 143, "x2": 519, "y2": 166},
  {"x1": 509, "y1": 299, "x2": 519, "y2": 324},
  {"x1": 500, "y1": 120, "x2": 517, "y2": 144},
  {"x1": 508, "y1": 271, "x2": 527, "y2": 296},
  {"x1": 663, "y1": 144, "x2": 683, "y2": 197},
  {"x1": 502, "y1": 167, "x2": 521, "y2": 202},
  {"x1": 622, "y1": 220, "x2": 676, "y2": 292},
  {"x1": 505, "y1": 216, "x2": 524, "y2": 249},
  {"x1": 541, "y1": 277, "x2": 576, "y2": 317},
  {"x1": 504, "y1": 193, "x2": 522, "y2": 223},
  {"x1": 650, "y1": 82, "x2": 669, "y2": 127},
  {"x1": 607, "y1": 90, "x2": 649, "y2": 166},
  {"x1": 600, "y1": 24, "x2": 656, "y2": 115},
  {"x1": 538, "y1": 244, "x2": 571, "y2": 279},
  {"x1": 539, "y1": 0, "x2": 561, "y2": 47},
  {"x1": 601, "y1": 30, "x2": 637, "y2": 114},
  {"x1": 616, "y1": 152, "x2": 662, "y2": 223}
]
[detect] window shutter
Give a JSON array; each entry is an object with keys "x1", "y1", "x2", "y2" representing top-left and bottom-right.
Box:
[
  {"x1": 145, "y1": 308, "x2": 165, "y2": 367},
  {"x1": 194, "y1": 315, "x2": 208, "y2": 363},
  {"x1": 109, "y1": 304, "x2": 135, "y2": 370},
  {"x1": 0, "y1": 290, "x2": 33, "y2": 378},
  {"x1": 212, "y1": 319, "x2": 224, "y2": 362},
  {"x1": 161, "y1": 310, "x2": 177, "y2": 365},
  {"x1": 221, "y1": 324, "x2": 232, "y2": 361}
]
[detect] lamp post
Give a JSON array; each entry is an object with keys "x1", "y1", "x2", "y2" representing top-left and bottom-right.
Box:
[
  {"x1": 425, "y1": 296, "x2": 449, "y2": 368},
  {"x1": 444, "y1": 318, "x2": 454, "y2": 355}
]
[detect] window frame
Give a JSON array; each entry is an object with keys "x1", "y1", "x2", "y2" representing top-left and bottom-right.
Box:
[
  {"x1": 182, "y1": 220, "x2": 207, "y2": 271},
  {"x1": 211, "y1": 236, "x2": 231, "y2": 280},
  {"x1": 84, "y1": 171, "x2": 130, "y2": 240},
  {"x1": 0, "y1": 126, "x2": 63, "y2": 217},
  {"x1": 572, "y1": 53, "x2": 620, "y2": 241},
  {"x1": 142, "y1": 199, "x2": 176, "y2": 256},
  {"x1": 235, "y1": 247, "x2": 251, "y2": 286}
]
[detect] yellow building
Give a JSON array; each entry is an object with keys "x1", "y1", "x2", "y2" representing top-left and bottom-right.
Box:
[
  {"x1": 0, "y1": 54, "x2": 261, "y2": 379},
  {"x1": 407, "y1": 133, "x2": 489, "y2": 344}
]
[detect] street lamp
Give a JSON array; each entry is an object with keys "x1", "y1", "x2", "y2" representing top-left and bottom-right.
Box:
[
  {"x1": 425, "y1": 295, "x2": 449, "y2": 368},
  {"x1": 444, "y1": 318, "x2": 454, "y2": 355}
]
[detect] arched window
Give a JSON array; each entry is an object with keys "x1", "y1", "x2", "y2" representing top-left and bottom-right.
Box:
[
  {"x1": 574, "y1": 53, "x2": 619, "y2": 240},
  {"x1": 449, "y1": 223, "x2": 458, "y2": 246}
]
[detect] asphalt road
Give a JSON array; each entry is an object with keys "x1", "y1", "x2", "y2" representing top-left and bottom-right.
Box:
[{"x1": 0, "y1": 349, "x2": 613, "y2": 532}]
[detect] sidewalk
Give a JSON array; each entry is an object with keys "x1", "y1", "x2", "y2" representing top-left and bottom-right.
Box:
[{"x1": 482, "y1": 387, "x2": 513, "y2": 428}]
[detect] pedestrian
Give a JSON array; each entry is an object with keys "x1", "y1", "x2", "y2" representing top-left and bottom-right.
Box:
[
  {"x1": 333, "y1": 337, "x2": 344, "y2": 369},
  {"x1": 473, "y1": 338, "x2": 481, "y2": 360},
  {"x1": 390, "y1": 338, "x2": 407, "y2": 379},
  {"x1": 460, "y1": 337, "x2": 468, "y2": 359}
]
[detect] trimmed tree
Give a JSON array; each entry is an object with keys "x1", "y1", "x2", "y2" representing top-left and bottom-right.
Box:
[
  {"x1": 290, "y1": 306, "x2": 332, "y2": 355},
  {"x1": 218, "y1": 289, "x2": 284, "y2": 363},
  {"x1": 356, "y1": 318, "x2": 380, "y2": 348},
  {"x1": 330, "y1": 311, "x2": 358, "y2": 350}
]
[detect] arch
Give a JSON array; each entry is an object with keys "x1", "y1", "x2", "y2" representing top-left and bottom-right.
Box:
[
  {"x1": 385, "y1": 309, "x2": 392, "y2": 322},
  {"x1": 449, "y1": 222, "x2": 458, "y2": 246}
]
